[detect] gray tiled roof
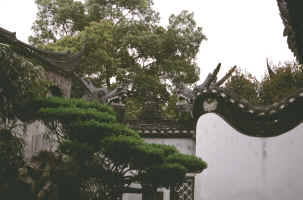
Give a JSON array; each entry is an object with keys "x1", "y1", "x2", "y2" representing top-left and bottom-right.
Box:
[
  {"x1": 126, "y1": 120, "x2": 196, "y2": 139},
  {"x1": 0, "y1": 26, "x2": 85, "y2": 77}
]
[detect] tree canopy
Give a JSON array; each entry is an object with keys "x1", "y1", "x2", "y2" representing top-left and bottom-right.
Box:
[
  {"x1": 224, "y1": 62, "x2": 303, "y2": 105},
  {"x1": 258, "y1": 62, "x2": 303, "y2": 105},
  {"x1": 224, "y1": 68, "x2": 259, "y2": 105},
  {"x1": 0, "y1": 44, "x2": 46, "y2": 128},
  {"x1": 0, "y1": 1, "x2": 209, "y2": 198},
  {"x1": 21, "y1": 96, "x2": 207, "y2": 200},
  {"x1": 0, "y1": 42, "x2": 207, "y2": 199},
  {"x1": 30, "y1": 0, "x2": 206, "y2": 120},
  {"x1": 0, "y1": 43, "x2": 48, "y2": 200}
]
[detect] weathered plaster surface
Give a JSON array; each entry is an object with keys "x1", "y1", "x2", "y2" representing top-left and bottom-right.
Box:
[
  {"x1": 23, "y1": 121, "x2": 57, "y2": 159},
  {"x1": 195, "y1": 113, "x2": 303, "y2": 200},
  {"x1": 122, "y1": 193, "x2": 142, "y2": 200},
  {"x1": 22, "y1": 71, "x2": 70, "y2": 159},
  {"x1": 43, "y1": 70, "x2": 72, "y2": 97}
]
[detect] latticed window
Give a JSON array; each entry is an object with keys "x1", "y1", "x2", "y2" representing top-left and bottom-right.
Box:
[{"x1": 170, "y1": 177, "x2": 195, "y2": 200}]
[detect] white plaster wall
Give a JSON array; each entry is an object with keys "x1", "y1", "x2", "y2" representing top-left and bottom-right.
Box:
[
  {"x1": 122, "y1": 183, "x2": 142, "y2": 200},
  {"x1": 195, "y1": 113, "x2": 303, "y2": 200},
  {"x1": 123, "y1": 188, "x2": 169, "y2": 200},
  {"x1": 123, "y1": 193, "x2": 141, "y2": 200},
  {"x1": 144, "y1": 138, "x2": 196, "y2": 155}
]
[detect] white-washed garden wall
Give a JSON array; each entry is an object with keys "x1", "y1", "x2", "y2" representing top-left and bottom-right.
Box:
[{"x1": 195, "y1": 113, "x2": 303, "y2": 200}]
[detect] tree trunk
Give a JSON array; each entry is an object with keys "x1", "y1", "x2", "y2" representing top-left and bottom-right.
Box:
[
  {"x1": 151, "y1": 188, "x2": 158, "y2": 200},
  {"x1": 105, "y1": 65, "x2": 110, "y2": 88},
  {"x1": 142, "y1": 186, "x2": 158, "y2": 200}
]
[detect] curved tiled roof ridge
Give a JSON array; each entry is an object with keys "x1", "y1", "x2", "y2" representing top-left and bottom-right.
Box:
[
  {"x1": 193, "y1": 87, "x2": 303, "y2": 137},
  {"x1": 181, "y1": 2, "x2": 303, "y2": 137},
  {"x1": 174, "y1": 64, "x2": 303, "y2": 138},
  {"x1": 0, "y1": 26, "x2": 85, "y2": 77}
]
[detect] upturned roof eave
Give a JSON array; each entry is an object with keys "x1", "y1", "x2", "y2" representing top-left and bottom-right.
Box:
[
  {"x1": 0, "y1": 26, "x2": 85, "y2": 78},
  {"x1": 277, "y1": 0, "x2": 303, "y2": 63}
]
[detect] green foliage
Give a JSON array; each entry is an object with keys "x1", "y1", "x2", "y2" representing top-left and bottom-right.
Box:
[
  {"x1": 0, "y1": 44, "x2": 46, "y2": 125},
  {"x1": 32, "y1": 96, "x2": 114, "y2": 114},
  {"x1": 259, "y1": 62, "x2": 303, "y2": 104},
  {"x1": 65, "y1": 120, "x2": 140, "y2": 147},
  {"x1": 19, "y1": 96, "x2": 115, "y2": 122},
  {"x1": 139, "y1": 143, "x2": 206, "y2": 188},
  {"x1": 101, "y1": 135, "x2": 165, "y2": 169},
  {"x1": 226, "y1": 62, "x2": 303, "y2": 105},
  {"x1": 59, "y1": 140, "x2": 94, "y2": 160},
  {"x1": 166, "y1": 153, "x2": 207, "y2": 173},
  {"x1": 224, "y1": 69, "x2": 259, "y2": 104},
  {"x1": 149, "y1": 143, "x2": 178, "y2": 156},
  {"x1": 0, "y1": 2, "x2": 208, "y2": 197},
  {"x1": 124, "y1": 97, "x2": 142, "y2": 120},
  {"x1": 0, "y1": 129, "x2": 33, "y2": 200},
  {"x1": 31, "y1": 0, "x2": 206, "y2": 120},
  {"x1": 30, "y1": 0, "x2": 88, "y2": 45},
  {"x1": 0, "y1": 44, "x2": 60, "y2": 200},
  {"x1": 21, "y1": 96, "x2": 206, "y2": 198},
  {"x1": 143, "y1": 163, "x2": 187, "y2": 188},
  {"x1": 0, "y1": 129, "x2": 24, "y2": 183},
  {"x1": 38, "y1": 107, "x2": 116, "y2": 123},
  {"x1": 30, "y1": 0, "x2": 158, "y2": 45},
  {"x1": 101, "y1": 135, "x2": 207, "y2": 189},
  {"x1": 163, "y1": 94, "x2": 178, "y2": 120}
]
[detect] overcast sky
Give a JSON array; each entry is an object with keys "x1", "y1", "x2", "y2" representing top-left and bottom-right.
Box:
[{"x1": 0, "y1": 0, "x2": 295, "y2": 81}]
